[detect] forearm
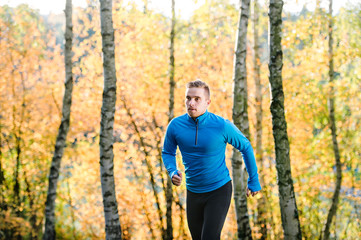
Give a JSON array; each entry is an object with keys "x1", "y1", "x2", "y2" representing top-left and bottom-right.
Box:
[
  {"x1": 162, "y1": 153, "x2": 178, "y2": 178},
  {"x1": 225, "y1": 120, "x2": 262, "y2": 191},
  {"x1": 241, "y1": 142, "x2": 261, "y2": 191}
]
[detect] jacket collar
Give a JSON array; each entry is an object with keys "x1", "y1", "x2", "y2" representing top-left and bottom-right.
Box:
[{"x1": 186, "y1": 110, "x2": 209, "y2": 125}]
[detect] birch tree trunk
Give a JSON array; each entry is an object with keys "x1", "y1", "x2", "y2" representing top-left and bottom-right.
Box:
[
  {"x1": 43, "y1": 1, "x2": 73, "y2": 239},
  {"x1": 99, "y1": 0, "x2": 122, "y2": 239},
  {"x1": 232, "y1": 0, "x2": 252, "y2": 239},
  {"x1": 268, "y1": 0, "x2": 302, "y2": 239},
  {"x1": 166, "y1": 0, "x2": 176, "y2": 239},
  {"x1": 321, "y1": 0, "x2": 342, "y2": 239},
  {"x1": 252, "y1": 1, "x2": 268, "y2": 239}
]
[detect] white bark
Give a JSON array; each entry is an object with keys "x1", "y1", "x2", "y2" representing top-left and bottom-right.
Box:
[
  {"x1": 43, "y1": 0, "x2": 73, "y2": 239},
  {"x1": 99, "y1": 0, "x2": 122, "y2": 239},
  {"x1": 268, "y1": 0, "x2": 302, "y2": 239},
  {"x1": 232, "y1": 0, "x2": 252, "y2": 239}
]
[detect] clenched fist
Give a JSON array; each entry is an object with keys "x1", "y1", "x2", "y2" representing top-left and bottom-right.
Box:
[{"x1": 172, "y1": 171, "x2": 182, "y2": 186}]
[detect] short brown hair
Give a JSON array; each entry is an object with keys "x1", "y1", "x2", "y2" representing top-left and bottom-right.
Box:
[{"x1": 186, "y1": 80, "x2": 210, "y2": 99}]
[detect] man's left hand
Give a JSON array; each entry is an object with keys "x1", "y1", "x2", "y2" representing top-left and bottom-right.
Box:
[{"x1": 246, "y1": 187, "x2": 260, "y2": 197}]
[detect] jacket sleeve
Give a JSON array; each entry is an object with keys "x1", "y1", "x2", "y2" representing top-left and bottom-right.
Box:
[
  {"x1": 224, "y1": 120, "x2": 262, "y2": 192},
  {"x1": 162, "y1": 122, "x2": 178, "y2": 179}
]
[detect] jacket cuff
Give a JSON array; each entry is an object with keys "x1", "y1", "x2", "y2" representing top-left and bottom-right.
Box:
[
  {"x1": 247, "y1": 180, "x2": 262, "y2": 192},
  {"x1": 170, "y1": 170, "x2": 178, "y2": 179}
]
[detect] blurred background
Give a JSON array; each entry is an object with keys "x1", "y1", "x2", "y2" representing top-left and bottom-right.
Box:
[{"x1": 0, "y1": 0, "x2": 360, "y2": 239}]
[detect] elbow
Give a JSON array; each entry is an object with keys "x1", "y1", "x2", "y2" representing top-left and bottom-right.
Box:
[{"x1": 241, "y1": 139, "x2": 253, "y2": 154}]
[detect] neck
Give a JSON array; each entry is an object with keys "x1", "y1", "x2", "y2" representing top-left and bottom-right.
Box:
[{"x1": 191, "y1": 110, "x2": 207, "y2": 121}]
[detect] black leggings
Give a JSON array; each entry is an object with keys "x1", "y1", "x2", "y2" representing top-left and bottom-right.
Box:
[{"x1": 186, "y1": 181, "x2": 232, "y2": 240}]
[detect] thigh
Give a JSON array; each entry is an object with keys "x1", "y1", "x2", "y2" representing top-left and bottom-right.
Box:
[
  {"x1": 186, "y1": 190, "x2": 205, "y2": 240},
  {"x1": 202, "y1": 181, "x2": 233, "y2": 240}
]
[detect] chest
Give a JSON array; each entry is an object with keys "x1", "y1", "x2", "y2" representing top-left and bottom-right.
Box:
[{"x1": 175, "y1": 125, "x2": 226, "y2": 153}]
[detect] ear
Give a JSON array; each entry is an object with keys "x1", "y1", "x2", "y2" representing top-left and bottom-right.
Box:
[{"x1": 207, "y1": 99, "x2": 211, "y2": 105}]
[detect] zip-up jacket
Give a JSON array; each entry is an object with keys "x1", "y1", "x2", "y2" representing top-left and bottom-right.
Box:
[{"x1": 162, "y1": 110, "x2": 262, "y2": 193}]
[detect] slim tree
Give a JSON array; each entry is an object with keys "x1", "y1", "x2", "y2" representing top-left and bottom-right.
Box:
[
  {"x1": 43, "y1": 0, "x2": 73, "y2": 239},
  {"x1": 320, "y1": 0, "x2": 342, "y2": 239},
  {"x1": 252, "y1": 0, "x2": 268, "y2": 239},
  {"x1": 166, "y1": 0, "x2": 176, "y2": 239},
  {"x1": 99, "y1": 0, "x2": 122, "y2": 239},
  {"x1": 268, "y1": 0, "x2": 302, "y2": 239},
  {"x1": 232, "y1": 0, "x2": 252, "y2": 239}
]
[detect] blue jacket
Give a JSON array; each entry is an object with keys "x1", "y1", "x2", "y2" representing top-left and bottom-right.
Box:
[{"x1": 162, "y1": 110, "x2": 262, "y2": 193}]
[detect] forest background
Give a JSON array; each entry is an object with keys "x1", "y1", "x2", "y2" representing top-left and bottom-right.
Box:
[{"x1": 0, "y1": 0, "x2": 360, "y2": 239}]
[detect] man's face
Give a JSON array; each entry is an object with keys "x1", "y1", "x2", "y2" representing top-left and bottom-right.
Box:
[{"x1": 185, "y1": 87, "x2": 211, "y2": 118}]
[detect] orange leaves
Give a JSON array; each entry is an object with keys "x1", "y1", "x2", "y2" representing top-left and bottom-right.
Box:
[{"x1": 1, "y1": 1, "x2": 361, "y2": 239}]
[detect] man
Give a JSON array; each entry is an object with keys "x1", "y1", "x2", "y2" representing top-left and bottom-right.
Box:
[{"x1": 162, "y1": 80, "x2": 261, "y2": 240}]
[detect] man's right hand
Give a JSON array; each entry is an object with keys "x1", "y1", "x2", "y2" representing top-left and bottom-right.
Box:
[{"x1": 172, "y1": 171, "x2": 182, "y2": 186}]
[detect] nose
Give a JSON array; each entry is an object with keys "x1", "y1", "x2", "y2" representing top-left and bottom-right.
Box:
[{"x1": 189, "y1": 99, "x2": 196, "y2": 106}]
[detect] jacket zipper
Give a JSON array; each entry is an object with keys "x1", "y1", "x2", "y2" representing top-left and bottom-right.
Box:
[{"x1": 195, "y1": 119, "x2": 199, "y2": 145}]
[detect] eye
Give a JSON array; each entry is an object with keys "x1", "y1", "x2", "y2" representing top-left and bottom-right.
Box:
[
  {"x1": 186, "y1": 96, "x2": 191, "y2": 100},
  {"x1": 195, "y1": 97, "x2": 200, "y2": 101}
]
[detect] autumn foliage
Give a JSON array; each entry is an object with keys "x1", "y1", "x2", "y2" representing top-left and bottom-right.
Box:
[{"x1": 0, "y1": 0, "x2": 360, "y2": 239}]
